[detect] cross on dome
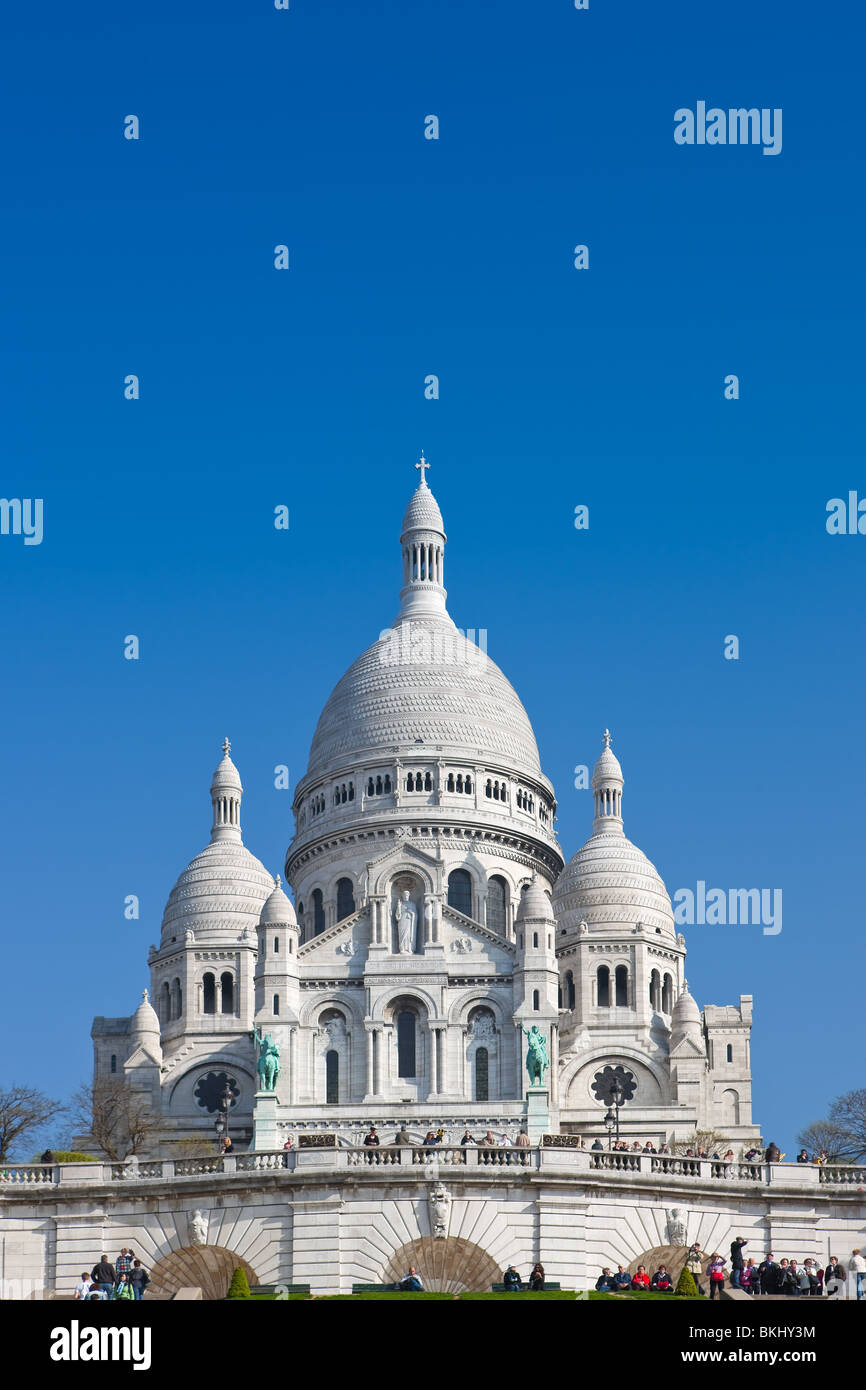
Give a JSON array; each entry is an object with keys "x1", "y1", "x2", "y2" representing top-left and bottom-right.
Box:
[
  {"x1": 415, "y1": 451, "x2": 430, "y2": 484},
  {"x1": 222, "y1": 737, "x2": 231, "y2": 757},
  {"x1": 602, "y1": 728, "x2": 611, "y2": 748}
]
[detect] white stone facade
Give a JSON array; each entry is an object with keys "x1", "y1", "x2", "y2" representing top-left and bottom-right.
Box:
[{"x1": 91, "y1": 469, "x2": 759, "y2": 1152}]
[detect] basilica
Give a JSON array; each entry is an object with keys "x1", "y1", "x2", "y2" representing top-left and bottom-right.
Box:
[{"x1": 92, "y1": 464, "x2": 759, "y2": 1152}]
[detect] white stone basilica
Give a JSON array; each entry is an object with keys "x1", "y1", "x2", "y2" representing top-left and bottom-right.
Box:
[{"x1": 92, "y1": 464, "x2": 759, "y2": 1152}]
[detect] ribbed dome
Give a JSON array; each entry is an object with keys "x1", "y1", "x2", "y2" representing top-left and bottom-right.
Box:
[
  {"x1": 516, "y1": 874, "x2": 554, "y2": 923},
  {"x1": 210, "y1": 746, "x2": 242, "y2": 794},
  {"x1": 671, "y1": 983, "x2": 702, "y2": 1031},
  {"x1": 593, "y1": 744, "x2": 623, "y2": 786},
  {"x1": 306, "y1": 618, "x2": 543, "y2": 780},
  {"x1": 402, "y1": 481, "x2": 444, "y2": 535},
  {"x1": 553, "y1": 831, "x2": 675, "y2": 937},
  {"x1": 260, "y1": 874, "x2": 297, "y2": 926},
  {"x1": 161, "y1": 839, "x2": 274, "y2": 942},
  {"x1": 131, "y1": 989, "x2": 160, "y2": 1037}
]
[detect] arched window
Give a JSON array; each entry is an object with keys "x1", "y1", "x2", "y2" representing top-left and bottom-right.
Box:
[
  {"x1": 376, "y1": 775, "x2": 383, "y2": 794},
  {"x1": 326, "y1": 1050, "x2": 339, "y2": 1104},
  {"x1": 726, "y1": 1043, "x2": 733, "y2": 1063},
  {"x1": 348, "y1": 783, "x2": 354, "y2": 800},
  {"x1": 597, "y1": 965, "x2": 610, "y2": 1008},
  {"x1": 664, "y1": 973, "x2": 674, "y2": 1012},
  {"x1": 485, "y1": 779, "x2": 492, "y2": 798},
  {"x1": 475, "y1": 1048, "x2": 489, "y2": 1102},
  {"x1": 160, "y1": 980, "x2": 171, "y2": 1023},
  {"x1": 447, "y1": 869, "x2": 472, "y2": 917},
  {"x1": 384, "y1": 774, "x2": 392, "y2": 792},
  {"x1": 487, "y1": 875, "x2": 508, "y2": 935},
  {"x1": 532, "y1": 989, "x2": 540, "y2": 1011},
  {"x1": 396, "y1": 1011, "x2": 416, "y2": 1078},
  {"x1": 171, "y1": 978, "x2": 182, "y2": 1020},
  {"x1": 336, "y1": 877, "x2": 355, "y2": 920},
  {"x1": 110, "y1": 1054, "x2": 117, "y2": 1074},
  {"x1": 273, "y1": 994, "x2": 280, "y2": 1015},
  {"x1": 203, "y1": 973, "x2": 215, "y2": 1015},
  {"x1": 424, "y1": 771, "x2": 432, "y2": 791},
  {"x1": 312, "y1": 889, "x2": 325, "y2": 935},
  {"x1": 447, "y1": 773, "x2": 455, "y2": 792},
  {"x1": 532, "y1": 931, "x2": 539, "y2": 948},
  {"x1": 558, "y1": 980, "x2": 563, "y2": 1008},
  {"x1": 221, "y1": 972, "x2": 234, "y2": 1014},
  {"x1": 720, "y1": 1088, "x2": 740, "y2": 1124},
  {"x1": 297, "y1": 901, "x2": 304, "y2": 933},
  {"x1": 649, "y1": 969, "x2": 661, "y2": 1011},
  {"x1": 566, "y1": 970, "x2": 575, "y2": 1010},
  {"x1": 615, "y1": 964, "x2": 628, "y2": 1007},
  {"x1": 465, "y1": 776, "x2": 472, "y2": 793},
  {"x1": 274, "y1": 935, "x2": 279, "y2": 954},
  {"x1": 368, "y1": 777, "x2": 375, "y2": 796}
]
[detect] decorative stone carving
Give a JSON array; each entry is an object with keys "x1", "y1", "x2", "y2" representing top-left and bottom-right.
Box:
[
  {"x1": 184, "y1": 928, "x2": 196, "y2": 944},
  {"x1": 188, "y1": 1209, "x2": 209, "y2": 1245},
  {"x1": 666, "y1": 1208, "x2": 688, "y2": 1246},
  {"x1": 450, "y1": 937, "x2": 472, "y2": 953},
  {"x1": 335, "y1": 940, "x2": 354, "y2": 957},
  {"x1": 395, "y1": 891, "x2": 418, "y2": 954},
  {"x1": 471, "y1": 1010, "x2": 495, "y2": 1038},
  {"x1": 578, "y1": 921, "x2": 588, "y2": 935},
  {"x1": 429, "y1": 1182, "x2": 451, "y2": 1238}
]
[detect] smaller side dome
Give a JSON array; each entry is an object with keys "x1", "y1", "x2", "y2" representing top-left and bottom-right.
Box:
[
  {"x1": 516, "y1": 873, "x2": 554, "y2": 923},
  {"x1": 260, "y1": 873, "x2": 297, "y2": 926},
  {"x1": 131, "y1": 989, "x2": 161, "y2": 1040},
  {"x1": 670, "y1": 981, "x2": 702, "y2": 1038}
]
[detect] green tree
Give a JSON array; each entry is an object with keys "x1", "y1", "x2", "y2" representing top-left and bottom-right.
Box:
[
  {"x1": 675, "y1": 1265, "x2": 700, "y2": 1297},
  {"x1": 226, "y1": 1267, "x2": 251, "y2": 1300}
]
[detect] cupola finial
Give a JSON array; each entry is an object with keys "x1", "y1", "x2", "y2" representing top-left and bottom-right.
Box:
[
  {"x1": 415, "y1": 450, "x2": 430, "y2": 485},
  {"x1": 602, "y1": 728, "x2": 611, "y2": 749},
  {"x1": 222, "y1": 736, "x2": 231, "y2": 757}
]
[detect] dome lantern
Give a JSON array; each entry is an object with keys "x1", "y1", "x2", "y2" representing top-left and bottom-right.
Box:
[
  {"x1": 398, "y1": 452, "x2": 449, "y2": 621},
  {"x1": 210, "y1": 737, "x2": 243, "y2": 843},
  {"x1": 592, "y1": 728, "x2": 624, "y2": 835}
]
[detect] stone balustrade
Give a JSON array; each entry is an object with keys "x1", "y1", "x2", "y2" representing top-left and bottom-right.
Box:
[{"x1": 1, "y1": 1151, "x2": 863, "y2": 1190}]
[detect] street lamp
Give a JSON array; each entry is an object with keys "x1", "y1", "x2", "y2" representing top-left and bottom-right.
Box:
[
  {"x1": 610, "y1": 1078, "x2": 625, "y2": 1148},
  {"x1": 603, "y1": 1109, "x2": 616, "y2": 1150},
  {"x1": 214, "y1": 1081, "x2": 234, "y2": 1153}
]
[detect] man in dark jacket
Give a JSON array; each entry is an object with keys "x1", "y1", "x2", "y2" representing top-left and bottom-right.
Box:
[
  {"x1": 91, "y1": 1255, "x2": 115, "y2": 1297},
  {"x1": 757, "y1": 1255, "x2": 776, "y2": 1295},
  {"x1": 765, "y1": 1142, "x2": 781, "y2": 1162},
  {"x1": 823, "y1": 1257, "x2": 846, "y2": 1298},
  {"x1": 612, "y1": 1265, "x2": 632, "y2": 1291},
  {"x1": 503, "y1": 1265, "x2": 522, "y2": 1291},
  {"x1": 730, "y1": 1237, "x2": 747, "y2": 1288},
  {"x1": 595, "y1": 1268, "x2": 616, "y2": 1292}
]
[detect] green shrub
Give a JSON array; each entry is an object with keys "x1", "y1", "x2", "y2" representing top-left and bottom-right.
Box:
[
  {"x1": 32, "y1": 1151, "x2": 97, "y2": 1163},
  {"x1": 675, "y1": 1266, "x2": 700, "y2": 1297},
  {"x1": 226, "y1": 1267, "x2": 252, "y2": 1300}
]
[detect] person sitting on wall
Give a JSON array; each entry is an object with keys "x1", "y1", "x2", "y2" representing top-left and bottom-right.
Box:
[
  {"x1": 595, "y1": 1268, "x2": 617, "y2": 1292},
  {"x1": 631, "y1": 1266, "x2": 650, "y2": 1290},
  {"x1": 503, "y1": 1265, "x2": 522, "y2": 1291},
  {"x1": 612, "y1": 1265, "x2": 632, "y2": 1291},
  {"x1": 528, "y1": 1263, "x2": 545, "y2": 1291},
  {"x1": 398, "y1": 1266, "x2": 423, "y2": 1292},
  {"x1": 651, "y1": 1266, "x2": 673, "y2": 1292}
]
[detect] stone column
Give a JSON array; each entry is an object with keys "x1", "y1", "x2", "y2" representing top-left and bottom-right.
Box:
[
  {"x1": 366, "y1": 1027, "x2": 375, "y2": 1097},
  {"x1": 289, "y1": 1028, "x2": 298, "y2": 1104}
]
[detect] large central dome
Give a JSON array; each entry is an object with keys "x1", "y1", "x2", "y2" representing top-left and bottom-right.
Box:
[{"x1": 307, "y1": 616, "x2": 543, "y2": 780}]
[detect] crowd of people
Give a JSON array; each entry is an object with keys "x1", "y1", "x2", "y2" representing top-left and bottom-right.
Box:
[
  {"x1": 595, "y1": 1241, "x2": 865, "y2": 1300},
  {"x1": 73, "y1": 1248, "x2": 150, "y2": 1301},
  {"x1": 358, "y1": 1125, "x2": 532, "y2": 1162}
]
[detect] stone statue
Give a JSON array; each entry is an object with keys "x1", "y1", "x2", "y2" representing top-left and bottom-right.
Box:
[
  {"x1": 252, "y1": 1025, "x2": 281, "y2": 1091},
  {"x1": 522, "y1": 1024, "x2": 550, "y2": 1086},
  {"x1": 429, "y1": 1182, "x2": 450, "y2": 1239},
  {"x1": 666, "y1": 1208, "x2": 688, "y2": 1246},
  {"x1": 188, "y1": 1209, "x2": 208, "y2": 1246},
  {"x1": 394, "y1": 890, "x2": 417, "y2": 954}
]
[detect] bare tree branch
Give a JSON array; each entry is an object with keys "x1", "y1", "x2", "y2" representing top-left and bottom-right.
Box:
[
  {"x1": 0, "y1": 1085, "x2": 61, "y2": 1162},
  {"x1": 70, "y1": 1079, "x2": 161, "y2": 1161}
]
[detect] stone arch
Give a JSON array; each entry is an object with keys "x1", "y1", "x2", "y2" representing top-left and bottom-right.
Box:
[
  {"x1": 298, "y1": 991, "x2": 364, "y2": 1029},
  {"x1": 373, "y1": 984, "x2": 438, "y2": 1023},
  {"x1": 560, "y1": 1050, "x2": 668, "y2": 1107},
  {"x1": 147, "y1": 1245, "x2": 259, "y2": 1301},
  {"x1": 168, "y1": 1058, "x2": 256, "y2": 1110},
  {"x1": 628, "y1": 1244, "x2": 696, "y2": 1290},
  {"x1": 370, "y1": 856, "x2": 436, "y2": 898},
  {"x1": 382, "y1": 1236, "x2": 501, "y2": 1293},
  {"x1": 448, "y1": 989, "x2": 510, "y2": 1030}
]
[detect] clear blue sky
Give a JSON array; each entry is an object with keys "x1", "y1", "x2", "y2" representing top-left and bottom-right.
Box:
[{"x1": 1, "y1": 0, "x2": 863, "y2": 1155}]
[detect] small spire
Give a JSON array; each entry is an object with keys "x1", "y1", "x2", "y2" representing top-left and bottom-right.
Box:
[
  {"x1": 602, "y1": 728, "x2": 611, "y2": 749},
  {"x1": 415, "y1": 451, "x2": 430, "y2": 485},
  {"x1": 222, "y1": 736, "x2": 231, "y2": 757},
  {"x1": 275, "y1": 873, "x2": 281, "y2": 888},
  {"x1": 142, "y1": 989, "x2": 149, "y2": 1003}
]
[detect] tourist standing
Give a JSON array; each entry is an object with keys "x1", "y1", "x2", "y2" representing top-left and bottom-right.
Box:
[
  {"x1": 686, "y1": 1242, "x2": 706, "y2": 1295},
  {"x1": 130, "y1": 1259, "x2": 150, "y2": 1301},
  {"x1": 707, "y1": 1253, "x2": 727, "y2": 1299},
  {"x1": 90, "y1": 1255, "x2": 115, "y2": 1298},
  {"x1": 849, "y1": 1248, "x2": 865, "y2": 1300},
  {"x1": 730, "y1": 1236, "x2": 747, "y2": 1288},
  {"x1": 73, "y1": 1272, "x2": 93, "y2": 1300}
]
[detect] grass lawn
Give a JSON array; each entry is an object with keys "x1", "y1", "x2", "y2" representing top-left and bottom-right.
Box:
[{"x1": 236, "y1": 1288, "x2": 704, "y2": 1301}]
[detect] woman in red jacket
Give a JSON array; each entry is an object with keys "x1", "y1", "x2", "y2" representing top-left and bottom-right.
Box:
[{"x1": 631, "y1": 1265, "x2": 650, "y2": 1290}]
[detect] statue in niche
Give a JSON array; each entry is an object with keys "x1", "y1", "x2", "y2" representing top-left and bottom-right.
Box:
[
  {"x1": 471, "y1": 1011, "x2": 495, "y2": 1038},
  {"x1": 394, "y1": 890, "x2": 418, "y2": 954},
  {"x1": 666, "y1": 1208, "x2": 688, "y2": 1246}
]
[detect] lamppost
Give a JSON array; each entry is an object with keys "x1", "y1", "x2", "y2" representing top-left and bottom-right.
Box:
[
  {"x1": 610, "y1": 1077, "x2": 625, "y2": 1148},
  {"x1": 214, "y1": 1081, "x2": 234, "y2": 1152},
  {"x1": 604, "y1": 1108, "x2": 616, "y2": 1151}
]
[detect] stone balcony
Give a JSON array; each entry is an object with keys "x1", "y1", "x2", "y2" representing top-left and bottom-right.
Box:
[{"x1": 1, "y1": 1149, "x2": 863, "y2": 1192}]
